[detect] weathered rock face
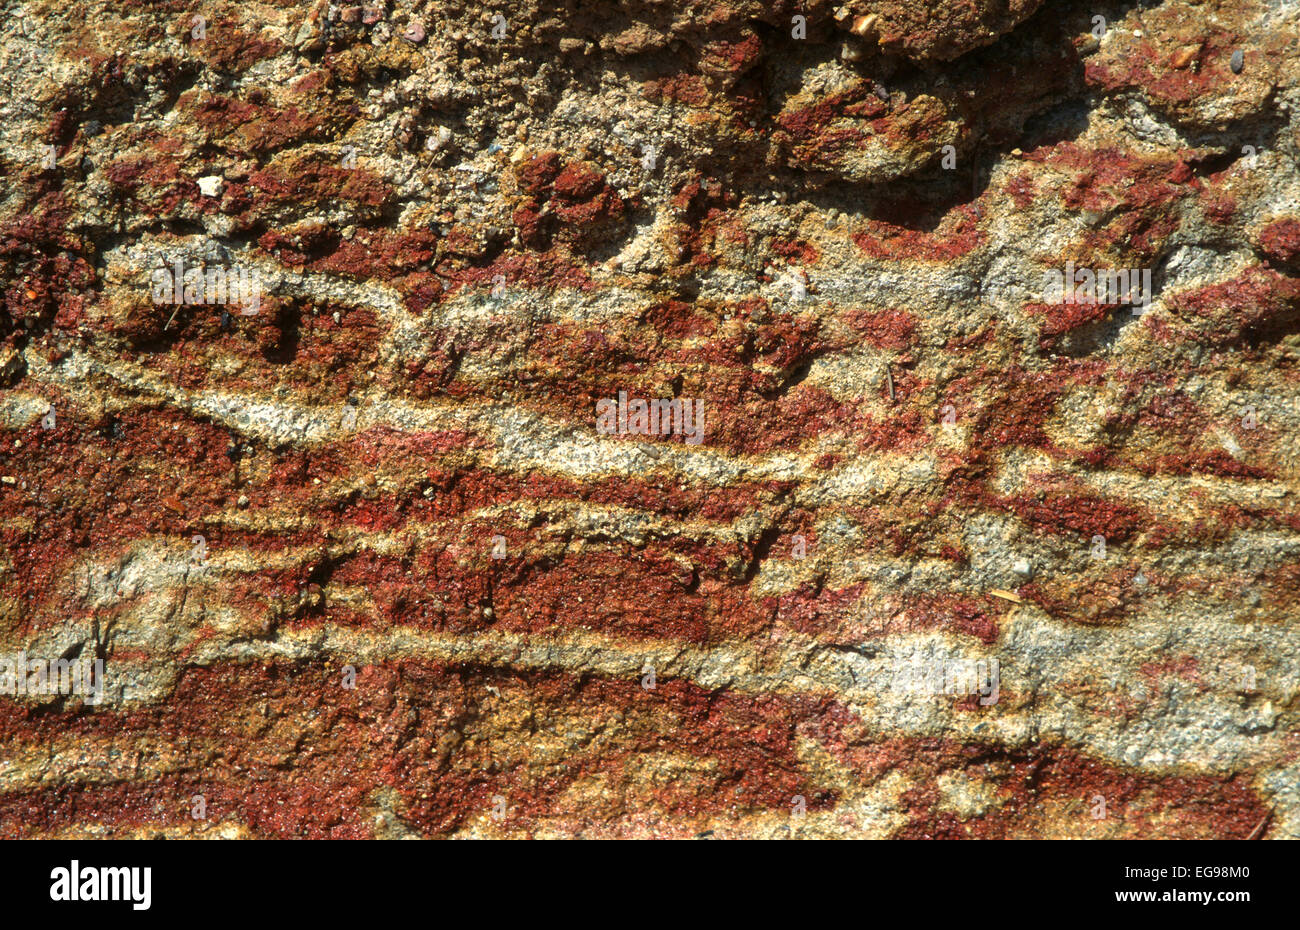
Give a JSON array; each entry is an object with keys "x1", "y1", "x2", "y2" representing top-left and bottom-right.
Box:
[{"x1": 0, "y1": 0, "x2": 1297, "y2": 839}]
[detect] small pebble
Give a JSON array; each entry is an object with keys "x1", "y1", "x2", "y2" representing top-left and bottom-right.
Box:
[
  {"x1": 1170, "y1": 45, "x2": 1199, "y2": 69},
  {"x1": 1230, "y1": 49, "x2": 1244, "y2": 73},
  {"x1": 425, "y1": 125, "x2": 452, "y2": 152},
  {"x1": 403, "y1": 21, "x2": 425, "y2": 43},
  {"x1": 197, "y1": 175, "x2": 223, "y2": 197},
  {"x1": 851, "y1": 14, "x2": 877, "y2": 36}
]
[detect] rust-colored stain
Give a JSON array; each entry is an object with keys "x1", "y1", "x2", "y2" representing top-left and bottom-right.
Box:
[{"x1": 0, "y1": 0, "x2": 1296, "y2": 839}]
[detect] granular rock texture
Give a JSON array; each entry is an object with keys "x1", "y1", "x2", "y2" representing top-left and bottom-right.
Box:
[{"x1": 0, "y1": 0, "x2": 1298, "y2": 839}]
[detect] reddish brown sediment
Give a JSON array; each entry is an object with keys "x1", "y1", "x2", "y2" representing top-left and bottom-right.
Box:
[
  {"x1": 0, "y1": 0, "x2": 1297, "y2": 839},
  {"x1": 0, "y1": 659, "x2": 1271, "y2": 839}
]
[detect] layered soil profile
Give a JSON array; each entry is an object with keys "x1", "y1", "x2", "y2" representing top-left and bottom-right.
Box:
[{"x1": 0, "y1": 0, "x2": 1297, "y2": 839}]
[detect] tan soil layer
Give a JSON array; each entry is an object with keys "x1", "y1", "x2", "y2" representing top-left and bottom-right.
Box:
[{"x1": 0, "y1": 0, "x2": 1297, "y2": 838}]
